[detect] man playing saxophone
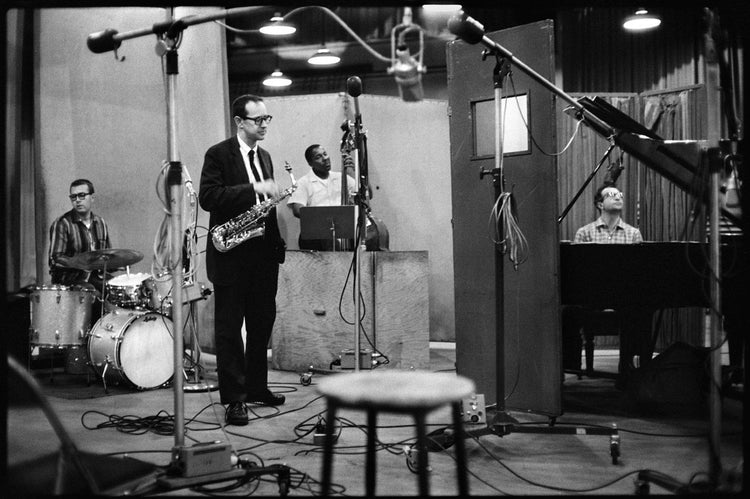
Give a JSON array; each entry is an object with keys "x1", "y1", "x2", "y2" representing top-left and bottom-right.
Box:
[{"x1": 199, "y1": 94, "x2": 287, "y2": 427}]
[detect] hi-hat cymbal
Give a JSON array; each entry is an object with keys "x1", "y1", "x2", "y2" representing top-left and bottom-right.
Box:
[{"x1": 69, "y1": 248, "x2": 144, "y2": 271}]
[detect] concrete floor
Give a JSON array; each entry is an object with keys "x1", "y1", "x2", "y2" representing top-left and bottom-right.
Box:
[{"x1": 6, "y1": 343, "x2": 745, "y2": 496}]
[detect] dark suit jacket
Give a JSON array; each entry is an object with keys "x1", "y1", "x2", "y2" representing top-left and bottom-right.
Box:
[{"x1": 199, "y1": 135, "x2": 284, "y2": 285}]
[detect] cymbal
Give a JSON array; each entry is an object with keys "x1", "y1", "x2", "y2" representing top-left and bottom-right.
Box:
[{"x1": 68, "y1": 248, "x2": 144, "y2": 271}]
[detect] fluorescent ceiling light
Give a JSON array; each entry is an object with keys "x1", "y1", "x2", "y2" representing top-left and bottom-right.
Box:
[
  {"x1": 307, "y1": 47, "x2": 341, "y2": 66},
  {"x1": 422, "y1": 4, "x2": 462, "y2": 12},
  {"x1": 259, "y1": 14, "x2": 296, "y2": 36},
  {"x1": 262, "y1": 69, "x2": 292, "y2": 87},
  {"x1": 623, "y1": 9, "x2": 662, "y2": 31}
]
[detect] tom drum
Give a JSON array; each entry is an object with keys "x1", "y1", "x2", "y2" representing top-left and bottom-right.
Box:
[{"x1": 144, "y1": 273, "x2": 174, "y2": 316}]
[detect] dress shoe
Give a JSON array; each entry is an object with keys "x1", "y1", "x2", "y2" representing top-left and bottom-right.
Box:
[
  {"x1": 248, "y1": 390, "x2": 285, "y2": 406},
  {"x1": 225, "y1": 402, "x2": 249, "y2": 426}
]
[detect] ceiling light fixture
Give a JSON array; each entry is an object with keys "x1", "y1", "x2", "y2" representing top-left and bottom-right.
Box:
[
  {"x1": 622, "y1": 8, "x2": 662, "y2": 31},
  {"x1": 262, "y1": 69, "x2": 292, "y2": 87},
  {"x1": 307, "y1": 47, "x2": 341, "y2": 66},
  {"x1": 422, "y1": 4, "x2": 462, "y2": 13},
  {"x1": 259, "y1": 12, "x2": 296, "y2": 36}
]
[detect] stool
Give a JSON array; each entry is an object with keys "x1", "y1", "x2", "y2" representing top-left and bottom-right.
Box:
[{"x1": 316, "y1": 370, "x2": 475, "y2": 497}]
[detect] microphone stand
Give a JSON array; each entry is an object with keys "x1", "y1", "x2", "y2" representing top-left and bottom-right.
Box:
[
  {"x1": 446, "y1": 11, "x2": 622, "y2": 460},
  {"x1": 86, "y1": 9, "x2": 292, "y2": 493},
  {"x1": 448, "y1": 10, "x2": 742, "y2": 490},
  {"x1": 349, "y1": 85, "x2": 366, "y2": 372}
]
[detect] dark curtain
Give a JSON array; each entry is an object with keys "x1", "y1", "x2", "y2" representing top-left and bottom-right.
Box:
[
  {"x1": 639, "y1": 86, "x2": 707, "y2": 349},
  {"x1": 5, "y1": 9, "x2": 37, "y2": 293}
]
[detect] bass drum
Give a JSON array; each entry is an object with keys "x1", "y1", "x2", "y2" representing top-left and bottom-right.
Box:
[{"x1": 87, "y1": 309, "x2": 174, "y2": 390}]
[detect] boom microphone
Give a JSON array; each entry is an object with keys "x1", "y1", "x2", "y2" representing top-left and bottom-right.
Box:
[
  {"x1": 86, "y1": 29, "x2": 121, "y2": 53},
  {"x1": 346, "y1": 76, "x2": 362, "y2": 98},
  {"x1": 447, "y1": 11, "x2": 485, "y2": 45}
]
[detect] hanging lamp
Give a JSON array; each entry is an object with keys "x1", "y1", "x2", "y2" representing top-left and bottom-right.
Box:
[
  {"x1": 622, "y1": 8, "x2": 662, "y2": 31},
  {"x1": 259, "y1": 12, "x2": 296, "y2": 36}
]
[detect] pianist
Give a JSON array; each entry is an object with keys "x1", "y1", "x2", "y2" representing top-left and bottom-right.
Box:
[
  {"x1": 572, "y1": 185, "x2": 642, "y2": 244},
  {"x1": 562, "y1": 184, "x2": 654, "y2": 389}
]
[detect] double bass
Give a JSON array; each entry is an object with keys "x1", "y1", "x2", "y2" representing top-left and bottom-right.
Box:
[{"x1": 339, "y1": 122, "x2": 389, "y2": 251}]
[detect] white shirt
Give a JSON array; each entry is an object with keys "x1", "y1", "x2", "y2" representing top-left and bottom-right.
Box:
[{"x1": 288, "y1": 170, "x2": 356, "y2": 207}]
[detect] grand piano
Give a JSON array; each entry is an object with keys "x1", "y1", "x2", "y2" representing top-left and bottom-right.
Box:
[{"x1": 559, "y1": 97, "x2": 747, "y2": 374}]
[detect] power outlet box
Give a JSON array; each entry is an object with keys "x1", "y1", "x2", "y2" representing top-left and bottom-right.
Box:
[
  {"x1": 313, "y1": 419, "x2": 339, "y2": 446},
  {"x1": 340, "y1": 349, "x2": 373, "y2": 369},
  {"x1": 461, "y1": 393, "x2": 486, "y2": 425},
  {"x1": 175, "y1": 442, "x2": 233, "y2": 477}
]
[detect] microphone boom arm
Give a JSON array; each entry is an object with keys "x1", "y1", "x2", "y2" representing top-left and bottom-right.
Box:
[
  {"x1": 448, "y1": 11, "x2": 613, "y2": 139},
  {"x1": 87, "y1": 6, "x2": 264, "y2": 53}
]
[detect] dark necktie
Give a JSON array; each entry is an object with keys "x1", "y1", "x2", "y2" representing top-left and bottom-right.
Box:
[{"x1": 248, "y1": 149, "x2": 266, "y2": 202}]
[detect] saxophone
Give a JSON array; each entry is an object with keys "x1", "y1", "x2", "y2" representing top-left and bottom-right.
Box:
[{"x1": 210, "y1": 161, "x2": 297, "y2": 252}]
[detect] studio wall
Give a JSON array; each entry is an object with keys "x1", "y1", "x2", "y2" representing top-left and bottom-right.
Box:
[
  {"x1": 36, "y1": 7, "x2": 227, "y2": 345},
  {"x1": 262, "y1": 93, "x2": 455, "y2": 341},
  {"x1": 34, "y1": 9, "x2": 455, "y2": 344}
]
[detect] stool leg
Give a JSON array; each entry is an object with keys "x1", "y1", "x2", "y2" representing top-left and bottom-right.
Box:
[
  {"x1": 321, "y1": 402, "x2": 337, "y2": 495},
  {"x1": 585, "y1": 332, "x2": 595, "y2": 373},
  {"x1": 452, "y1": 402, "x2": 469, "y2": 496},
  {"x1": 366, "y1": 409, "x2": 377, "y2": 497},
  {"x1": 414, "y1": 411, "x2": 430, "y2": 496}
]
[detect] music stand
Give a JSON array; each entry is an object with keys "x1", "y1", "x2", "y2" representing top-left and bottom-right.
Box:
[{"x1": 300, "y1": 206, "x2": 356, "y2": 248}]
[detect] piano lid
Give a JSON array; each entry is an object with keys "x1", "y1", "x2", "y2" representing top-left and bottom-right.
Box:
[{"x1": 566, "y1": 96, "x2": 741, "y2": 227}]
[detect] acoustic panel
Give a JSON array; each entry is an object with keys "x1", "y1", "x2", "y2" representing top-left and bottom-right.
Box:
[{"x1": 448, "y1": 20, "x2": 562, "y2": 415}]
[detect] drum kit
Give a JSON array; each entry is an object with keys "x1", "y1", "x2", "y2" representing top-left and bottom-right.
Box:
[{"x1": 29, "y1": 248, "x2": 190, "y2": 392}]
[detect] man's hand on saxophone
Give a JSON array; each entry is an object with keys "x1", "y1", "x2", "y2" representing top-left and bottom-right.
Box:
[{"x1": 254, "y1": 178, "x2": 280, "y2": 199}]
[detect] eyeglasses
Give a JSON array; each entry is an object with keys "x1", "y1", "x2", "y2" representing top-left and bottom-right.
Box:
[
  {"x1": 602, "y1": 191, "x2": 624, "y2": 200},
  {"x1": 69, "y1": 192, "x2": 91, "y2": 201},
  {"x1": 243, "y1": 115, "x2": 273, "y2": 126}
]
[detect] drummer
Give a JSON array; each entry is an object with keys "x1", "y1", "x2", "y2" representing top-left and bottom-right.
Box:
[{"x1": 48, "y1": 179, "x2": 112, "y2": 294}]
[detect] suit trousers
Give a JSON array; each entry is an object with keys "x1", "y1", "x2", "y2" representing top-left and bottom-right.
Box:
[{"x1": 213, "y1": 260, "x2": 279, "y2": 404}]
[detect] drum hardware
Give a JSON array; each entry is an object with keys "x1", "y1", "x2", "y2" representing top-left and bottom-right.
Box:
[{"x1": 182, "y1": 282, "x2": 217, "y2": 393}]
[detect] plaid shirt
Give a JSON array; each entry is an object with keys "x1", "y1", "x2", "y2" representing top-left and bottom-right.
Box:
[
  {"x1": 574, "y1": 216, "x2": 643, "y2": 244},
  {"x1": 48, "y1": 209, "x2": 111, "y2": 285}
]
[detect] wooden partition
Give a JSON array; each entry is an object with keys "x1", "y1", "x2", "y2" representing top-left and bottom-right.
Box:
[
  {"x1": 448, "y1": 21, "x2": 561, "y2": 415},
  {"x1": 271, "y1": 250, "x2": 430, "y2": 372}
]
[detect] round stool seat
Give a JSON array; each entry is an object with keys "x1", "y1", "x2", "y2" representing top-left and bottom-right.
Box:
[
  {"x1": 317, "y1": 369, "x2": 475, "y2": 496},
  {"x1": 316, "y1": 369, "x2": 475, "y2": 412}
]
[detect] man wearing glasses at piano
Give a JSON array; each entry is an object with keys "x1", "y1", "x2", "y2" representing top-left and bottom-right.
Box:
[
  {"x1": 563, "y1": 184, "x2": 654, "y2": 390},
  {"x1": 573, "y1": 185, "x2": 642, "y2": 244}
]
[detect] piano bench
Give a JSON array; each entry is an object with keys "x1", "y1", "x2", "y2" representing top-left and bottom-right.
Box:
[{"x1": 582, "y1": 309, "x2": 621, "y2": 377}]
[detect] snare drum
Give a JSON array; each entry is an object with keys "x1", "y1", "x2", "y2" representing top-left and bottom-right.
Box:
[
  {"x1": 144, "y1": 273, "x2": 174, "y2": 316},
  {"x1": 29, "y1": 284, "x2": 96, "y2": 347},
  {"x1": 87, "y1": 308, "x2": 174, "y2": 390},
  {"x1": 106, "y1": 272, "x2": 150, "y2": 309}
]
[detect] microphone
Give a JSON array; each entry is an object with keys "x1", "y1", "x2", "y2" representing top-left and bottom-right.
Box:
[
  {"x1": 346, "y1": 76, "x2": 362, "y2": 119},
  {"x1": 346, "y1": 76, "x2": 362, "y2": 98},
  {"x1": 604, "y1": 158, "x2": 624, "y2": 186},
  {"x1": 392, "y1": 45, "x2": 424, "y2": 102},
  {"x1": 447, "y1": 11, "x2": 485, "y2": 44},
  {"x1": 86, "y1": 29, "x2": 121, "y2": 53},
  {"x1": 185, "y1": 179, "x2": 196, "y2": 204}
]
